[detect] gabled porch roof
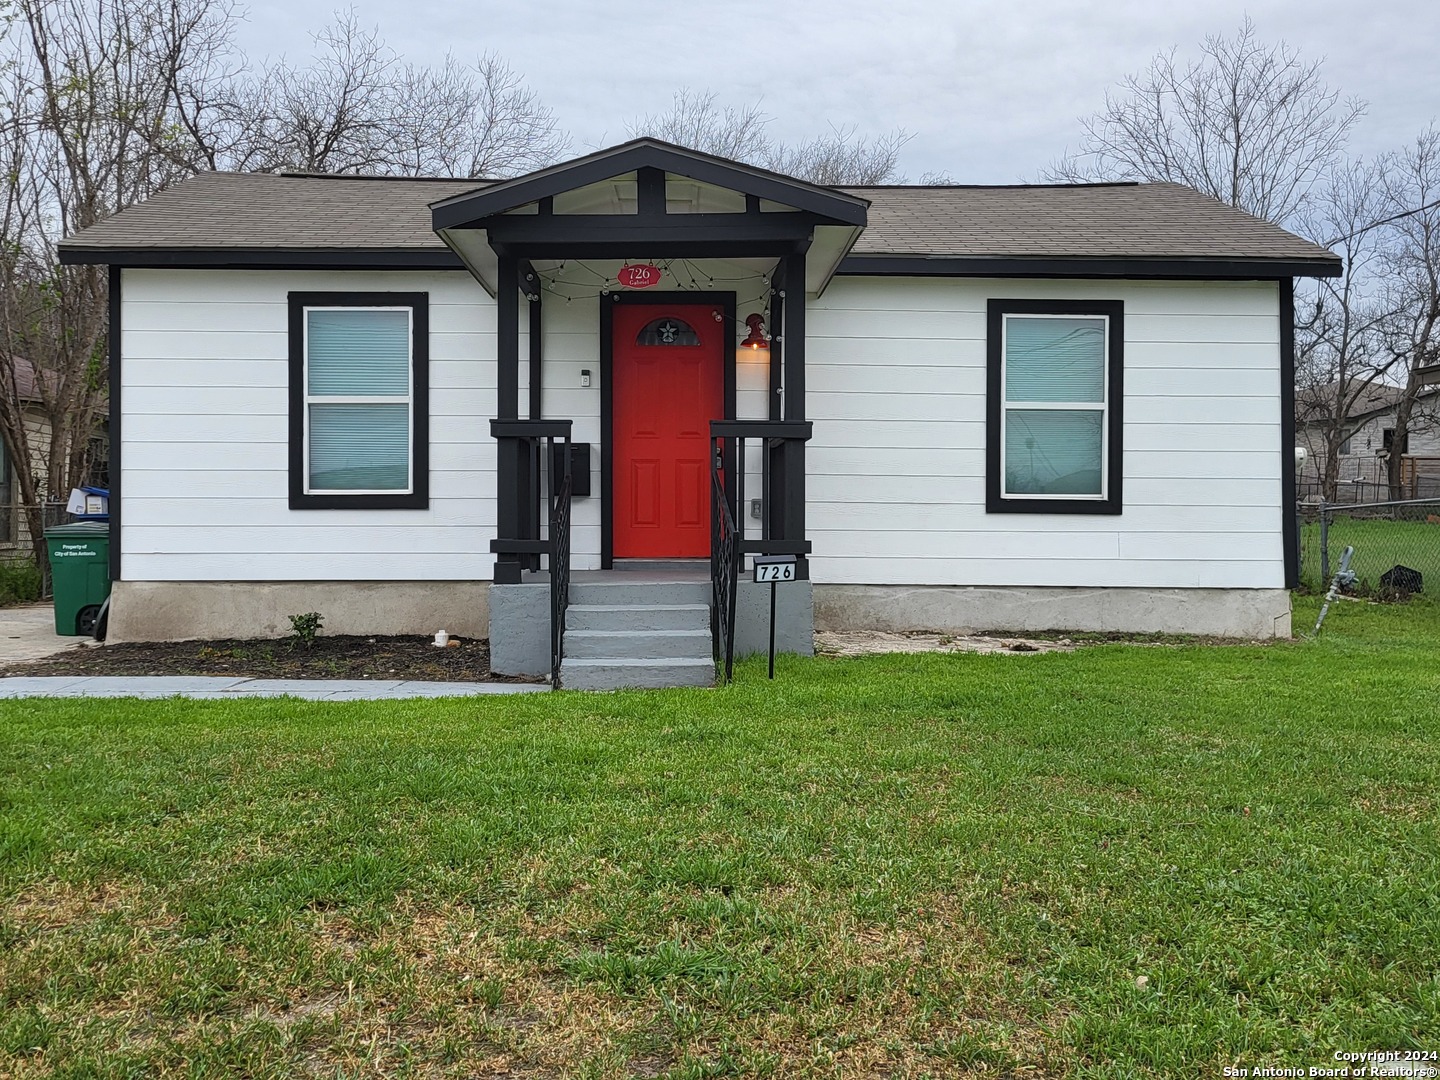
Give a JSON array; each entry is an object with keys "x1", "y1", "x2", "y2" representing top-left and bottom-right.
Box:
[{"x1": 430, "y1": 138, "x2": 870, "y2": 297}]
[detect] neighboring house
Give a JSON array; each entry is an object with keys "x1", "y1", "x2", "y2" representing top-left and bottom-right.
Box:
[
  {"x1": 57, "y1": 138, "x2": 1339, "y2": 684},
  {"x1": 1296, "y1": 383, "x2": 1440, "y2": 494},
  {"x1": 0, "y1": 356, "x2": 108, "y2": 553}
]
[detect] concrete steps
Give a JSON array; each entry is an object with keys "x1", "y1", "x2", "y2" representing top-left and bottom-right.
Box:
[{"x1": 560, "y1": 578, "x2": 714, "y2": 690}]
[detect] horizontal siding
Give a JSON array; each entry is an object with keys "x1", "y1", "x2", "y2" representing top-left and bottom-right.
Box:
[
  {"x1": 121, "y1": 269, "x2": 500, "y2": 581},
  {"x1": 805, "y1": 277, "x2": 1284, "y2": 589},
  {"x1": 122, "y1": 269, "x2": 1284, "y2": 591}
]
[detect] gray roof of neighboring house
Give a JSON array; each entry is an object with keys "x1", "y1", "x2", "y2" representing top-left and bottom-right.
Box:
[{"x1": 57, "y1": 168, "x2": 1340, "y2": 270}]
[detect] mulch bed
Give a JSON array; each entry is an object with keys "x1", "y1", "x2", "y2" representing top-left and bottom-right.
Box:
[{"x1": 0, "y1": 635, "x2": 541, "y2": 683}]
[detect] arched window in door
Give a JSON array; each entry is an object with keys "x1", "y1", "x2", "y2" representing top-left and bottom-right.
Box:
[{"x1": 635, "y1": 316, "x2": 700, "y2": 346}]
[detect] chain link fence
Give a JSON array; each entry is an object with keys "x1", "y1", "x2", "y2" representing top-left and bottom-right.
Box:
[
  {"x1": 0, "y1": 502, "x2": 73, "y2": 601},
  {"x1": 1299, "y1": 497, "x2": 1440, "y2": 596},
  {"x1": 1297, "y1": 478, "x2": 1440, "y2": 504}
]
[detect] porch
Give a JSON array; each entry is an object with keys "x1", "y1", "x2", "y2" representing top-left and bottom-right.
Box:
[{"x1": 427, "y1": 140, "x2": 869, "y2": 686}]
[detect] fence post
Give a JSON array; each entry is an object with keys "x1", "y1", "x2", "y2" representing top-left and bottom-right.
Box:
[{"x1": 1319, "y1": 507, "x2": 1330, "y2": 586}]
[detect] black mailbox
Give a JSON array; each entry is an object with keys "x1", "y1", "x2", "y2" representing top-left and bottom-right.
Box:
[{"x1": 551, "y1": 442, "x2": 591, "y2": 497}]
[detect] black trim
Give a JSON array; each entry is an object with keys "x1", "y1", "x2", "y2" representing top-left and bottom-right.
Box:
[
  {"x1": 60, "y1": 247, "x2": 465, "y2": 270},
  {"x1": 1280, "y1": 278, "x2": 1299, "y2": 589},
  {"x1": 838, "y1": 255, "x2": 1342, "y2": 281},
  {"x1": 430, "y1": 138, "x2": 869, "y2": 230},
  {"x1": 600, "y1": 291, "x2": 737, "y2": 569},
  {"x1": 287, "y1": 292, "x2": 430, "y2": 510},
  {"x1": 107, "y1": 266, "x2": 122, "y2": 580},
  {"x1": 986, "y1": 299, "x2": 1124, "y2": 516}
]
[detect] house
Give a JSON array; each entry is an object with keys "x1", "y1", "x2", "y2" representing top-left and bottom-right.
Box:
[
  {"x1": 1296, "y1": 383, "x2": 1440, "y2": 499},
  {"x1": 1, "y1": 356, "x2": 108, "y2": 554},
  {"x1": 57, "y1": 138, "x2": 1340, "y2": 686}
]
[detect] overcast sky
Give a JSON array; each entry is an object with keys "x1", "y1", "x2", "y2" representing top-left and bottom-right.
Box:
[{"x1": 230, "y1": 0, "x2": 1438, "y2": 182}]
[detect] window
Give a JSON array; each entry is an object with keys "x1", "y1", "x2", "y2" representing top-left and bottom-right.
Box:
[
  {"x1": 636, "y1": 316, "x2": 700, "y2": 346},
  {"x1": 288, "y1": 292, "x2": 429, "y2": 510},
  {"x1": 1382, "y1": 428, "x2": 1409, "y2": 456},
  {"x1": 986, "y1": 299, "x2": 1123, "y2": 514}
]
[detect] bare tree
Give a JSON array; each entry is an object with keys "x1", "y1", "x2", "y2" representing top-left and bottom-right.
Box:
[
  {"x1": 1047, "y1": 19, "x2": 1364, "y2": 225},
  {"x1": 1377, "y1": 127, "x2": 1440, "y2": 497},
  {"x1": 1293, "y1": 158, "x2": 1400, "y2": 499},
  {"x1": 629, "y1": 89, "x2": 913, "y2": 184},
  {"x1": 221, "y1": 15, "x2": 567, "y2": 177},
  {"x1": 0, "y1": 0, "x2": 235, "y2": 563}
]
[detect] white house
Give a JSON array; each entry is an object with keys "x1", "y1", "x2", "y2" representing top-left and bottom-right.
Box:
[
  {"x1": 1296, "y1": 383, "x2": 1440, "y2": 497},
  {"x1": 59, "y1": 139, "x2": 1340, "y2": 687}
]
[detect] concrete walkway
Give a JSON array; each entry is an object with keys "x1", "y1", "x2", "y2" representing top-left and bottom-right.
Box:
[
  {"x1": 0, "y1": 603, "x2": 85, "y2": 664},
  {"x1": 0, "y1": 676, "x2": 546, "y2": 700}
]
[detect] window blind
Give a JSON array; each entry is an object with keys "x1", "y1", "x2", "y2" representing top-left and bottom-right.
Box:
[
  {"x1": 1003, "y1": 315, "x2": 1107, "y2": 497},
  {"x1": 305, "y1": 308, "x2": 411, "y2": 493}
]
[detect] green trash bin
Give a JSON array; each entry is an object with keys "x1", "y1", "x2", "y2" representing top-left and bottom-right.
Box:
[{"x1": 45, "y1": 521, "x2": 111, "y2": 637}]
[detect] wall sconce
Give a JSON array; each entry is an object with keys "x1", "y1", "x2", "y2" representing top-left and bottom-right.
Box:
[{"x1": 738, "y1": 313, "x2": 769, "y2": 360}]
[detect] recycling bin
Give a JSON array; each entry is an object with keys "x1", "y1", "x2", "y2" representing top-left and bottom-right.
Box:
[{"x1": 44, "y1": 521, "x2": 111, "y2": 636}]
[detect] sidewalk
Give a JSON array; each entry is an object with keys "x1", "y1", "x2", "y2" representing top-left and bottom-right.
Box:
[
  {"x1": 0, "y1": 604, "x2": 85, "y2": 664},
  {"x1": 0, "y1": 676, "x2": 546, "y2": 700}
]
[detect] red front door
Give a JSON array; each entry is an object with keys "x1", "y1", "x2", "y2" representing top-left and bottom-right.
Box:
[{"x1": 612, "y1": 302, "x2": 725, "y2": 558}]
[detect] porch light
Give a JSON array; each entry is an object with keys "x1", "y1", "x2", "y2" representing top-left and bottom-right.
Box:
[{"x1": 739, "y1": 313, "x2": 769, "y2": 353}]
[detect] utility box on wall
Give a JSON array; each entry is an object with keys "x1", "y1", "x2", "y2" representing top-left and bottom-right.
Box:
[{"x1": 551, "y1": 442, "x2": 592, "y2": 497}]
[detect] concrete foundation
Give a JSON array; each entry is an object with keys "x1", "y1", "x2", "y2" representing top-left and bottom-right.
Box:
[
  {"x1": 733, "y1": 579, "x2": 814, "y2": 657},
  {"x1": 107, "y1": 580, "x2": 490, "y2": 643},
  {"x1": 813, "y1": 585, "x2": 1292, "y2": 639},
  {"x1": 487, "y1": 582, "x2": 551, "y2": 677}
]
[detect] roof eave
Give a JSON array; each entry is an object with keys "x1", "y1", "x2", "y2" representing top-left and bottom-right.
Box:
[
  {"x1": 57, "y1": 245, "x2": 466, "y2": 270},
  {"x1": 836, "y1": 254, "x2": 1343, "y2": 279}
]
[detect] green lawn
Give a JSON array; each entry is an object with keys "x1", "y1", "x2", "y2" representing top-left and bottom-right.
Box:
[
  {"x1": 3, "y1": 596, "x2": 1439, "y2": 1078},
  {"x1": 1301, "y1": 513, "x2": 1440, "y2": 591}
]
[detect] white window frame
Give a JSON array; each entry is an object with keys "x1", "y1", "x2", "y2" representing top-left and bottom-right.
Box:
[
  {"x1": 999, "y1": 312, "x2": 1110, "y2": 502},
  {"x1": 301, "y1": 305, "x2": 415, "y2": 496}
]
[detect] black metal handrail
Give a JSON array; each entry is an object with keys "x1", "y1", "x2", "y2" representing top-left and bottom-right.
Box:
[
  {"x1": 710, "y1": 448, "x2": 740, "y2": 684},
  {"x1": 708, "y1": 420, "x2": 813, "y2": 685},
  {"x1": 549, "y1": 436, "x2": 573, "y2": 687}
]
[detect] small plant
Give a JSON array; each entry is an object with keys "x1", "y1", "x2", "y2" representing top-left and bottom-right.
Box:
[
  {"x1": 0, "y1": 558, "x2": 43, "y2": 606},
  {"x1": 288, "y1": 611, "x2": 324, "y2": 649}
]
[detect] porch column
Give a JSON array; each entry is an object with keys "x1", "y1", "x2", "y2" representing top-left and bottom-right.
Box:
[
  {"x1": 494, "y1": 253, "x2": 526, "y2": 584},
  {"x1": 779, "y1": 253, "x2": 808, "y2": 574}
]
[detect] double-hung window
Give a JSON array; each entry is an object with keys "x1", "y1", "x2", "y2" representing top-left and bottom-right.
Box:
[
  {"x1": 288, "y1": 292, "x2": 429, "y2": 510},
  {"x1": 986, "y1": 299, "x2": 1123, "y2": 514}
]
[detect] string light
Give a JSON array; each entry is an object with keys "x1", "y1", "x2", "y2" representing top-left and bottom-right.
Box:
[{"x1": 534, "y1": 257, "x2": 772, "y2": 333}]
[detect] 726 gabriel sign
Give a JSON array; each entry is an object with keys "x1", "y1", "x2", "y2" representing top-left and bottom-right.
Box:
[{"x1": 617, "y1": 263, "x2": 662, "y2": 289}]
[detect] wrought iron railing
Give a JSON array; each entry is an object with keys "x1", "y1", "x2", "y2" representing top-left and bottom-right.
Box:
[
  {"x1": 549, "y1": 439, "x2": 573, "y2": 687},
  {"x1": 708, "y1": 420, "x2": 813, "y2": 685},
  {"x1": 710, "y1": 450, "x2": 740, "y2": 683}
]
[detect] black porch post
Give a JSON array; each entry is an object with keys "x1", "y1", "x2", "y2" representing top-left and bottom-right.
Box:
[
  {"x1": 780, "y1": 253, "x2": 807, "y2": 573},
  {"x1": 495, "y1": 253, "x2": 525, "y2": 583},
  {"x1": 763, "y1": 264, "x2": 784, "y2": 541}
]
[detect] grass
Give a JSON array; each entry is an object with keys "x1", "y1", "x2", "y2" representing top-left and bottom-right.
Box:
[
  {"x1": 2, "y1": 594, "x2": 1439, "y2": 1077},
  {"x1": 1301, "y1": 513, "x2": 1440, "y2": 592}
]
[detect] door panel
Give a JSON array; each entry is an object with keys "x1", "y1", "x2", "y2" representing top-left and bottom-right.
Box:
[{"x1": 613, "y1": 303, "x2": 725, "y2": 558}]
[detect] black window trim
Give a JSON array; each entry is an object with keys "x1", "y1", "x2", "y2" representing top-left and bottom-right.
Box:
[
  {"x1": 288, "y1": 291, "x2": 430, "y2": 510},
  {"x1": 986, "y1": 298, "x2": 1124, "y2": 515}
]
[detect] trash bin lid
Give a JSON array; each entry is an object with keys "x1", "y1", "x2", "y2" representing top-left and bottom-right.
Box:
[{"x1": 44, "y1": 521, "x2": 111, "y2": 538}]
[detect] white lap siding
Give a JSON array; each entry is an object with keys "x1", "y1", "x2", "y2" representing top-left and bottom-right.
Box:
[
  {"x1": 806, "y1": 277, "x2": 1284, "y2": 589},
  {"x1": 120, "y1": 269, "x2": 498, "y2": 581}
]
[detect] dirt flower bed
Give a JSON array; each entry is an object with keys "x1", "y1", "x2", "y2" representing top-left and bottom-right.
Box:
[{"x1": 0, "y1": 634, "x2": 539, "y2": 683}]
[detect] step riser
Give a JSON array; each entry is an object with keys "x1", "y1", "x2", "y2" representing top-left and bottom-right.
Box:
[
  {"x1": 566, "y1": 605, "x2": 709, "y2": 632},
  {"x1": 564, "y1": 630, "x2": 711, "y2": 660},
  {"x1": 560, "y1": 660, "x2": 714, "y2": 691},
  {"x1": 569, "y1": 581, "x2": 711, "y2": 607}
]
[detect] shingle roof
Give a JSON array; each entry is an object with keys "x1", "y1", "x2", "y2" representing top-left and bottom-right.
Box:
[
  {"x1": 60, "y1": 172, "x2": 488, "y2": 252},
  {"x1": 58, "y1": 169, "x2": 1338, "y2": 269},
  {"x1": 839, "y1": 182, "x2": 1337, "y2": 264}
]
